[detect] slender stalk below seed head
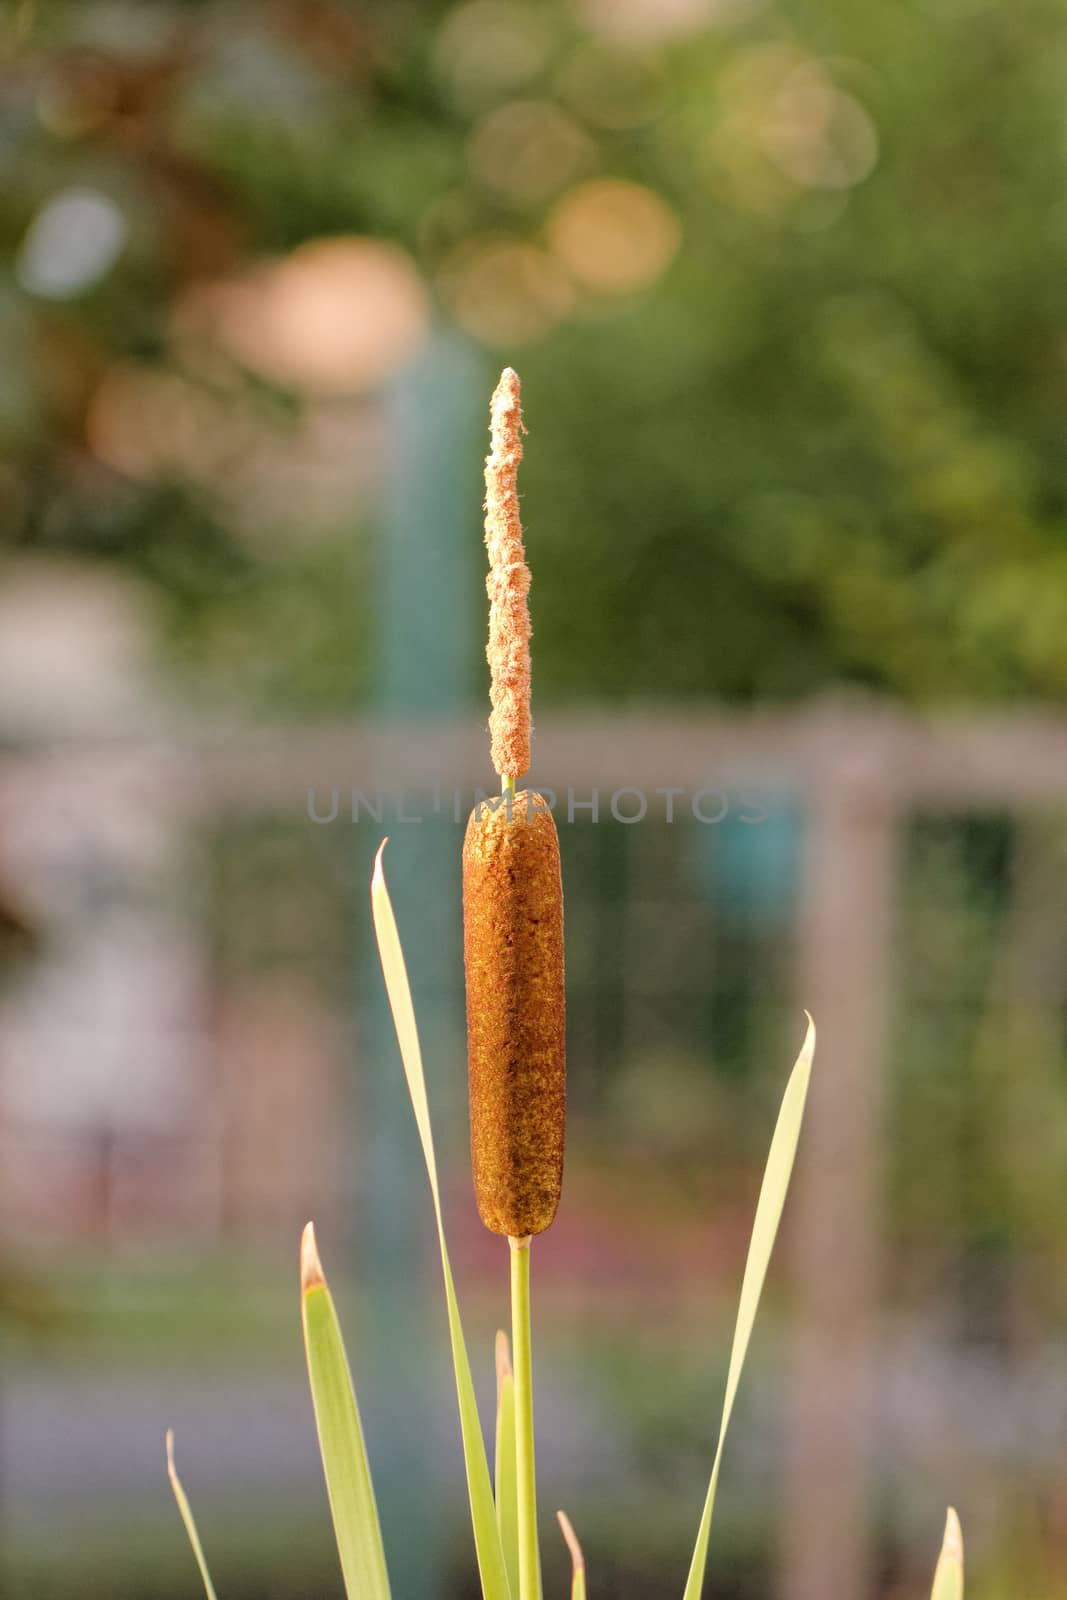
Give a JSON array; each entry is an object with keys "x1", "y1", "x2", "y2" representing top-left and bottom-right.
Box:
[
  {"x1": 510, "y1": 1233, "x2": 541, "y2": 1600},
  {"x1": 484, "y1": 367, "x2": 532, "y2": 783}
]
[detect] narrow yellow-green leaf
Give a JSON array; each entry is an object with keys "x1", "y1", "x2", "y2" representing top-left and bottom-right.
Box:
[
  {"x1": 301, "y1": 1223, "x2": 391, "y2": 1600},
  {"x1": 682, "y1": 1015, "x2": 815, "y2": 1600},
  {"x1": 371, "y1": 840, "x2": 512, "y2": 1600},
  {"x1": 166, "y1": 1430, "x2": 219, "y2": 1600},
  {"x1": 930, "y1": 1509, "x2": 964, "y2": 1600},
  {"x1": 495, "y1": 1330, "x2": 520, "y2": 1599},
  {"x1": 557, "y1": 1511, "x2": 587, "y2": 1600}
]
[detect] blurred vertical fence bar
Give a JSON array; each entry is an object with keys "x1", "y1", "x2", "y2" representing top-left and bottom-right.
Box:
[
  {"x1": 359, "y1": 333, "x2": 483, "y2": 1597},
  {"x1": 783, "y1": 742, "x2": 897, "y2": 1600}
]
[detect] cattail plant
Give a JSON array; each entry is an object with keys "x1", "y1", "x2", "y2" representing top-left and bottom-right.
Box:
[
  {"x1": 164, "y1": 372, "x2": 962, "y2": 1600},
  {"x1": 463, "y1": 367, "x2": 565, "y2": 1600},
  {"x1": 463, "y1": 375, "x2": 566, "y2": 1251}
]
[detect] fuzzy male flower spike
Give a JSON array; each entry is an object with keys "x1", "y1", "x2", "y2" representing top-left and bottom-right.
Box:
[
  {"x1": 483, "y1": 366, "x2": 532, "y2": 783},
  {"x1": 463, "y1": 368, "x2": 565, "y2": 1239}
]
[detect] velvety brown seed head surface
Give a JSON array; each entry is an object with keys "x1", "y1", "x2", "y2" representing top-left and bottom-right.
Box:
[{"x1": 463, "y1": 790, "x2": 565, "y2": 1237}]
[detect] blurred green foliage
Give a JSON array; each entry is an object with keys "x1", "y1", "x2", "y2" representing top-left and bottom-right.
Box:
[
  {"x1": 5, "y1": 10, "x2": 1067, "y2": 1592},
  {"x1": 5, "y1": 0, "x2": 1067, "y2": 707}
]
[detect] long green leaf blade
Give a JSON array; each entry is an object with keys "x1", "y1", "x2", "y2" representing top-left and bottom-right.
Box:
[
  {"x1": 930, "y1": 1509, "x2": 964, "y2": 1600},
  {"x1": 166, "y1": 1430, "x2": 220, "y2": 1600},
  {"x1": 682, "y1": 1015, "x2": 815, "y2": 1600},
  {"x1": 371, "y1": 840, "x2": 512, "y2": 1600},
  {"x1": 495, "y1": 1331, "x2": 520, "y2": 1599},
  {"x1": 557, "y1": 1511, "x2": 587, "y2": 1600},
  {"x1": 301, "y1": 1223, "x2": 391, "y2": 1600}
]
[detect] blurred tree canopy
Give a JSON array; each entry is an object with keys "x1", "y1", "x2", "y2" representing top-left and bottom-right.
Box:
[{"x1": 4, "y1": 0, "x2": 1067, "y2": 710}]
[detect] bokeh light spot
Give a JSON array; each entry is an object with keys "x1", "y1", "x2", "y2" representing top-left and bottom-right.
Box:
[
  {"x1": 438, "y1": 236, "x2": 574, "y2": 347},
  {"x1": 579, "y1": 0, "x2": 760, "y2": 45},
  {"x1": 547, "y1": 179, "x2": 681, "y2": 295},
  {"x1": 434, "y1": 2, "x2": 555, "y2": 112},
  {"x1": 87, "y1": 364, "x2": 230, "y2": 481},
  {"x1": 761, "y1": 65, "x2": 879, "y2": 190},
  {"x1": 17, "y1": 188, "x2": 127, "y2": 299},
  {"x1": 174, "y1": 238, "x2": 429, "y2": 397},
  {"x1": 467, "y1": 99, "x2": 595, "y2": 206},
  {"x1": 557, "y1": 44, "x2": 667, "y2": 131}
]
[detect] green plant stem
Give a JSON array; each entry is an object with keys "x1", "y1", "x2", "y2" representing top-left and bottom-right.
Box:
[{"x1": 509, "y1": 1235, "x2": 541, "y2": 1600}]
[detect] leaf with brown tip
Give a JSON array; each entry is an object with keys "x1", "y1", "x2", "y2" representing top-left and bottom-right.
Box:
[{"x1": 557, "y1": 1510, "x2": 587, "y2": 1600}]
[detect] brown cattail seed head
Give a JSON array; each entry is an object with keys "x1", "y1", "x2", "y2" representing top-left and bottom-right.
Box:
[
  {"x1": 463, "y1": 791, "x2": 565, "y2": 1236},
  {"x1": 484, "y1": 368, "x2": 532, "y2": 783}
]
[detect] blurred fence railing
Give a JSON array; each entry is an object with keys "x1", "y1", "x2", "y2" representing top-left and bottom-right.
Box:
[{"x1": 3, "y1": 700, "x2": 1067, "y2": 1600}]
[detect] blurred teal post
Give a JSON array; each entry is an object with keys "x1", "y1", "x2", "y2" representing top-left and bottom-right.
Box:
[{"x1": 361, "y1": 332, "x2": 483, "y2": 1596}]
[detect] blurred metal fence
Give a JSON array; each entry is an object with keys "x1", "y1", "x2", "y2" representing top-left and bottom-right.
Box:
[{"x1": 3, "y1": 701, "x2": 1067, "y2": 1598}]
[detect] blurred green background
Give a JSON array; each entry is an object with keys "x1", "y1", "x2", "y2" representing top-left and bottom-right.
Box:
[{"x1": 3, "y1": 1, "x2": 1067, "y2": 1597}]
